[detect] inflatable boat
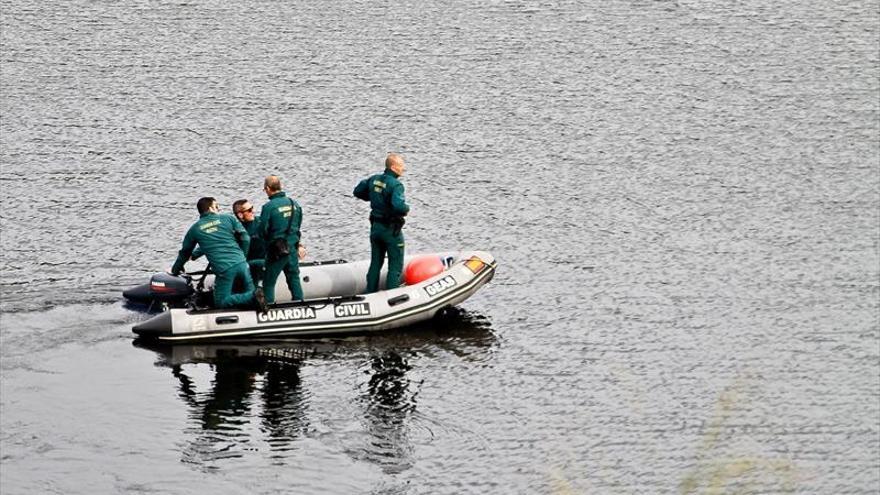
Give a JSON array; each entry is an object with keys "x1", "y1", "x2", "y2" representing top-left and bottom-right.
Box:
[
  {"x1": 128, "y1": 251, "x2": 496, "y2": 342},
  {"x1": 133, "y1": 306, "x2": 495, "y2": 366}
]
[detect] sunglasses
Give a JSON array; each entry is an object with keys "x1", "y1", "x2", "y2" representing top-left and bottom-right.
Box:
[{"x1": 237, "y1": 206, "x2": 254, "y2": 214}]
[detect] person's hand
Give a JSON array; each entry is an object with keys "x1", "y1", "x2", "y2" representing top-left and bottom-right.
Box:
[{"x1": 297, "y1": 245, "x2": 307, "y2": 260}]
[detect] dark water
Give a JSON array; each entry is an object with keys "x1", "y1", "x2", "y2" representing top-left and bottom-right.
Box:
[{"x1": 2, "y1": 0, "x2": 878, "y2": 493}]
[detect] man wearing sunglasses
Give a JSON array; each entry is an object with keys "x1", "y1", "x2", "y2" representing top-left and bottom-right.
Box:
[
  {"x1": 232, "y1": 199, "x2": 266, "y2": 285},
  {"x1": 171, "y1": 197, "x2": 267, "y2": 312}
]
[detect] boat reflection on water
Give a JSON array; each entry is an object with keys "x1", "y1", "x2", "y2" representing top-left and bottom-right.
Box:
[
  {"x1": 133, "y1": 307, "x2": 497, "y2": 468},
  {"x1": 133, "y1": 307, "x2": 497, "y2": 367}
]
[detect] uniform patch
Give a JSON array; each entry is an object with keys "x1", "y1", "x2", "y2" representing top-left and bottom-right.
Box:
[
  {"x1": 424, "y1": 275, "x2": 457, "y2": 297},
  {"x1": 258, "y1": 306, "x2": 317, "y2": 323},
  {"x1": 334, "y1": 302, "x2": 371, "y2": 318},
  {"x1": 278, "y1": 205, "x2": 293, "y2": 218},
  {"x1": 199, "y1": 220, "x2": 221, "y2": 231}
]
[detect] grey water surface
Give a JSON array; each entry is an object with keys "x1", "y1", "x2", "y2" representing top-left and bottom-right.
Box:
[{"x1": 1, "y1": 0, "x2": 878, "y2": 493}]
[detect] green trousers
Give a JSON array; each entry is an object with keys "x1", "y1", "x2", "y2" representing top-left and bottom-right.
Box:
[
  {"x1": 366, "y1": 222, "x2": 405, "y2": 293},
  {"x1": 248, "y1": 259, "x2": 265, "y2": 286},
  {"x1": 264, "y1": 254, "x2": 303, "y2": 303},
  {"x1": 213, "y1": 262, "x2": 256, "y2": 308}
]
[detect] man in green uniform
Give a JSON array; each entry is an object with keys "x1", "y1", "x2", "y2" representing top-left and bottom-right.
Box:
[
  {"x1": 191, "y1": 198, "x2": 266, "y2": 285},
  {"x1": 353, "y1": 153, "x2": 410, "y2": 293},
  {"x1": 259, "y1": 176, "x2": 306, "y2": 304},
  {"x1": 171, "y1": 197, "x2": 266, "y2": 311},
  {"x1": 232, "y1": 198, "x2": 266, "y2": 285}
]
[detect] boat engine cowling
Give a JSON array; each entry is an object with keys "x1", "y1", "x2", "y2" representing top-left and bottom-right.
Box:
[{"x1": 149, "y1": 273, "x2": 194, "y2": 302}]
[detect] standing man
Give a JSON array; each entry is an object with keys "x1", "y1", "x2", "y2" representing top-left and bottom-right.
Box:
[
  {"x1": 232, "y1": 198, "x2": 266, "y2": 285},
  {"x1": 259, "y1": 175, "x2": 306, "y2": 303},
  {"x1": 171, "y1": 197, "x2": 266, "y2": 311},
  {"x1": 353, "y1": 153, "x2": 410, "y2": 293}
]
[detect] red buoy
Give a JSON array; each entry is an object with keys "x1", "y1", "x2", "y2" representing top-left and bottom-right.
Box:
[{"x1": 404, "y1": 255, "x2": 445, "y2": 286}]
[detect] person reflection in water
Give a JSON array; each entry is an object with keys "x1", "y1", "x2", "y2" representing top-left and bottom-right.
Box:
[
  {"x1": 358, "y1": 351, "x2": 419, "y2": 474},
  {"x1": 173, "y1": 357, "x2": 261, "y2": 431},
  {"x1": 170, "y1": 351, "x2": 308, "y2": 462},
  {"x1": 260, "y1": 359, "x2": 307, "y2": 446}
]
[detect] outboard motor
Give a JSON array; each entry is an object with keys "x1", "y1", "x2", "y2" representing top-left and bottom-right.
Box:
[
  {"x1": 124, "y1": 270, "x2": 210, "y2": 310},
  {"x1": 148, "y1": 273, "x2": 194, "y2": 302}
]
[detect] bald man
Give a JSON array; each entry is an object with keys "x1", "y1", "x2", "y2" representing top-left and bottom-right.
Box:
[
  {"x1": 353, "y1": 153, "x2": 410, "y2": 293},
  {"x1": 259, "y1": 175, "x2": 306, "y2": 303}
]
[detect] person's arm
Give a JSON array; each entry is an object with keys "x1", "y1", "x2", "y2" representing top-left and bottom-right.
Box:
[
  {"x1": 390, "y1": 182, "x2": 410, "y2": 216},
  {"x1": 293, "y1": 203, "x2": 306, "y2": 260},
  {"x1": 353, "y1": 177, "x2": 370, "y2": 201},
  {"x1": 191, "y1": 247, "x2": 204, "y2": 260},
  {"x1": 259, "y1": 203, "x2": 272, "y2": 240},
  {"x1": 171, "y1": 227, "x2": 197, "y2": 275}
]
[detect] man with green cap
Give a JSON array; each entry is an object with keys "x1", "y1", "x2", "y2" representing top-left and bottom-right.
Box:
[
  {"x1": 259, "y1": 175, "x2": 306, "y2": 304},
  {"x1": 353, "y1": 153, "x2": 410, "y2": 293},
  {"x1": 171, "y1": 197, "x2": 266, "y2": 311}
]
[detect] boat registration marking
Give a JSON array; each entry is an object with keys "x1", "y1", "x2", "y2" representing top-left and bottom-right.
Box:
[
  {"x1": 258, "y1": 307, "x2": 317, "y2": 323},
  {"x1": 192, "y1": 316, "x2": 207, "y2": 333},
  {"x1": 424, "y1": 275, "x2": 457, "y2": 297}
]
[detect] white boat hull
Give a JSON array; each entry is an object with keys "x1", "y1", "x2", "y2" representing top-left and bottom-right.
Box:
[{"x1": 133, "y1": 251, "x2": 496, "y2": 341}]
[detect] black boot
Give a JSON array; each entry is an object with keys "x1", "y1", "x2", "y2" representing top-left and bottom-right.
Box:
[{"x1": 254, "y1": 287, "x2": 268, "y2": 313}]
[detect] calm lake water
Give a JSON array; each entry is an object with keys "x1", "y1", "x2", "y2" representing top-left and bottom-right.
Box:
[{"x1": 1, "y1": 0, "x2": 878, "y2": 493}]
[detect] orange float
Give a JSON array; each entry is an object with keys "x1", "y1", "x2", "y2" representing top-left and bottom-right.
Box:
[{"x1": 404, "y1": 255, "x2": 445, "y2": 286}]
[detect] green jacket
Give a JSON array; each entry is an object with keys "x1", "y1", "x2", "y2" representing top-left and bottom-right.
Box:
[
  {"x1": 190, "y1": 217, "x2": 264, "y2": 261},
  {"x1": 242, "y1": 218, "x2": 266, "y2": 260},
  {"x1": 353, "y1": 169, "x2": 410, "y2": 221},
  {"x1": 172, "y1": 212, "x2": 249, "y2": 275},
  {"x1": 259, "y1": 191, "x2": 303, "y2": 247}
]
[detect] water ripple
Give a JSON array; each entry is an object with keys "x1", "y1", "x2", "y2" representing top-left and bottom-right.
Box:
[{"x1": 2, "y1": 0, "x2": 878, "y2": 492}]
